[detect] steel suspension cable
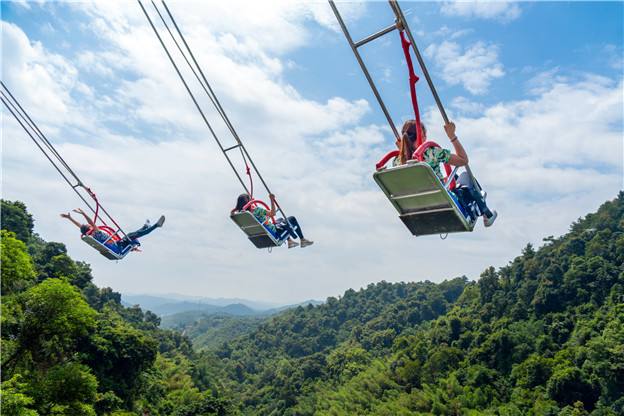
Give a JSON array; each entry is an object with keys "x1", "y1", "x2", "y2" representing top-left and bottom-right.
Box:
[
  {"x1": 148, "y1": 0, "x2": 254, "y2": 198},
  {"x1": 1, "y1": 82, "x2": 128, "y2": 237},
  {"x1": 388, "y1": 0, "x2": 481, "y2": 191},
  {"x1": 147, "y1": 1, "x2": 232, "y2": 136},
  {"x1": 159, "y1": 0, "x2": 244, "y2": 145},
  {"x1": 1, "y1": 82, "x2": 78, "y2": 179},
  {"x1": 137, "y1": 0, "x2": 250, "y2": 195},
  {"x1": 138, "y1": 0, "x2": 288, "y2": 219},
  {"x1": 159, "y1": 0, "x2": 273, "y2": 209},
  {"x1": 159, "y1": 0, "x2": 281, "y2": 215}
]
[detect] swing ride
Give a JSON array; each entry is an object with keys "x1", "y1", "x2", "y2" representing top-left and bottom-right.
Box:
[
  {"x1": 329, "y1": 0, "x2": 491, "y2": 237},
  {"x1": 137, "y1": 0, "x2": 297, "y2": 249},
  {"x1": 1, "y1": 82, "x2": 139, "y2": 260},
  {"x1": 2, "y1": 0, "x2": 497, "y2": 260}
]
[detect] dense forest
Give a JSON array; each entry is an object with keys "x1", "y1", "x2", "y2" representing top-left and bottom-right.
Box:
[
  {"x1": 2, "y1": 193, "x2": 623, "y2": 415},
  {"x1": 1, "y1": 200, "x2": 231, "y2": 415}
]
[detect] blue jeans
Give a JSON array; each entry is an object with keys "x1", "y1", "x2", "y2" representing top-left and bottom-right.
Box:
[
  {"x1": 453, "y1": 172, "x2": 493, "y2": 218},
  {"x1": 118, "y1": 223, "x2": 160, "y2": 250},
  {"x1": 276, "y1": 216, "x2": 304, "y2": 240},
  {"x1": 126, "y1": 223, "x2": 160, "y2": 240}
]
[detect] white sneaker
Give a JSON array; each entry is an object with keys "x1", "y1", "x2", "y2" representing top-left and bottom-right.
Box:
[
  {"x1": 288, "y1": 240, "x2": 299, "y2": 249},
  {"x1": 300, "y1": 239, "x2": 314, "y2": 248},
  {"x1": 484, "y1": 211, "x2": 498, "y2": 227}
]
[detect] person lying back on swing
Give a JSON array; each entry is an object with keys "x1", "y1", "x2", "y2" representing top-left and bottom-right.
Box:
[
  {"x1": 61, "y1": 208, "x2": 165, "y2": 252},
  {"x1": 232, "y1": 194, "x2": 314, "y2": 248},
  {"x1": 394, "y1": 120, "x2": 498, "y2": 227}
]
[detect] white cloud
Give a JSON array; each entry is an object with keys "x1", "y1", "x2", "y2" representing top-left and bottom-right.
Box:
[
  {"x1": 451, "y1": 96, "x2": 485, "y2": 115},
  {"x1": 2, "y1": 3, "x2": 622, "y2": 305},
  {"x1": 422, "y1": 74, "x2": 623, "y2": 198},
  {"x1": 441, "y1": 1, "x2": 522, "y2": 22},
  {"x1": 425, "y1": 40, "x2": 504, "y2": 94},
  {"x1": 602, "y1": 43, "x2": 624, "y2": 71},
  {"x1": 431, "y1": 25, "x2": 474, "y2": 40},
  {"x1": 1, "y1": 21, "x2": 99, "y2": 137},
  {"x1": 525, "y1": 67, "x2": 568, "y2": 95}
]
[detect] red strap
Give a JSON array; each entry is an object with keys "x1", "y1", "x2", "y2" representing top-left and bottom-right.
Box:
[
  {"x1": 400, "y1": 31, "x2": 423, "y2": 148},
  {"x1": 243, "y1": 199, "x2": 277, "y2": 224},
  {"x1": 85, "y1": 187, "x2": 101, "y2": 227},
  {"x1": 245, "y1": 165, "x2": 253, "y2": 199},
  {"x1": 83, "y1": 187, "x2": 126, "y2": 239},
  {"x1": 376, "y1": 150, "x2": 400, "y2": 170}
]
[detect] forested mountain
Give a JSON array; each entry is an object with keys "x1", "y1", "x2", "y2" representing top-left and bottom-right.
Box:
[
  {"x1": 2, "y1": 194, "x2": 622, "y2": 415},
  {"x1": 165, "y1": 315, "x2": 267, "y2": 351},
  {"x1": 121, "y1": 294, "x2": 269, "y2": 318},
  {"x1": 196, "y1": 193, "x2": 624, "y2": 415},
  {"x1": 0, "y1": 200, "x2": 231, "y2": 415}
]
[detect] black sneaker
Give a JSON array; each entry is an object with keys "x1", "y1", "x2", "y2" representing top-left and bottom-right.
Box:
[{"x1": 156, "y1": 215, "x2": 165, "y2": 227}]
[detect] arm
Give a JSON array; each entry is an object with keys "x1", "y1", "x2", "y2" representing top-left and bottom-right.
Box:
[
  {"x1": 60, "y1": 213, "x2": 83, "y2": 230},
  {"x1": 268, "y1": 194, "x2": 277, "y2": 217},
  {"x1": 444, "y1": 122, "x2": 469, "y2": 166},
  {"x1": 72, "y1": 208, "x2": 99, "y2": 231}
]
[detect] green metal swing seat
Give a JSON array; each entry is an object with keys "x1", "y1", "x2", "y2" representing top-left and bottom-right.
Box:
[
  {"x1": 373, "y1": 161, "x2": 476, "y2": 236},
  {"x1": 230, "y1": 211, "x2": 286, "y2": 249}
]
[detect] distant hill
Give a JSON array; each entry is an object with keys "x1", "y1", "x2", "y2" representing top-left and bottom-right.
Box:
[
  {"x1": 196, "y1": 193, "x2": 624, "y2": 415},
  {"x1": 122, "y1": 294, "x2": 322, "y2": 318}
]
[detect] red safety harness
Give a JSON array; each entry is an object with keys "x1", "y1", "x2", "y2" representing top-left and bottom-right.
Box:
[
  {"x1": 242, "y1": 199, "x2": 277, "y2": 225},
  {"x1": 80, "y1": 188, "x2": 141, "y2": 251},
  {"x1": 375, "y1": 29, "x2": 455, "y2": 190},
  {"x1": 400, "y1": 30, "x2": 423, "y2": 148}
]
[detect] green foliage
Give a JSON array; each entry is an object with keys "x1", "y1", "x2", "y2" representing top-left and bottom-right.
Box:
[
  {"x1": 13, "y1": 278, "x2": 97, "y2": 366},
  {"x1": 33, "y1": 362, "x2": 98, "y2": 415},
  {"x1": 1, "y1": 201, "x2": 232, "y2": 415},
  {"x1": 1, "y1": 230, "x2": 36, "y2": 294},
  {"x1": 204, "y1": 193, "x2": 624, "y2": 415},
  {"x1": 0, "y1": 375, "x2": 38, "y2": 416},
  {"x1": 547, "y1": 367, "x2": 600, "y2": 410},
  {"x1": 2, "y1": 192, "x2": 622, "y2": 415},
  {"x1": 1, "y1": 200, "x2": 34, "y2": 242},
  {"x1": 82, "y1": 307, "x2": 158, "y2": 405},
  {"x1": 170, "y1": 314, "x2": 265, "y2": 351}
]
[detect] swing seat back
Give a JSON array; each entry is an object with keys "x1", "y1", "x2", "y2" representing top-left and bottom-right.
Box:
[
  {"x1": 230, "y1": 211, "x2": 287, "y2": 249},
  {"x1": 373, "y1": 161, "x2": 475, "y2": 236},
  {"x1": 81, "y1": 235, "x2": 134, "y2": 260}
]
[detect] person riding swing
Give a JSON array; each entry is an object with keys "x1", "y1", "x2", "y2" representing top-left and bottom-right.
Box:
[
  {"x1": 394, "y1": 120, "x2": 498, "y2": 227},
  {"x1": 61, "y1": 208, "x2": 165, "y2": 254},
  {"x1": 231, "y1": 194, "x2": 313, "y2": 248}
]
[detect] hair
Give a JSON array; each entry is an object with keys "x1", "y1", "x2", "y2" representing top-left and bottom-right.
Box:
[
  {"x1": 398, "y1": 120, "x2": 428, "y2": 165},
  {"x1": 80, "y1": 224, "x2": 90, "y2": 235},
  {"x1": 234, "y1": 194, "x2": 251, "y2": 212},
  {"x1": 399, "y1": 120, "x2": 416, "y2": 165}
]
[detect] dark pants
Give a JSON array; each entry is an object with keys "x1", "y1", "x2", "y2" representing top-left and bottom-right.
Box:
[
  {"x1": 118, "y1": 223, "x2": 160, "y2": 250},
  {"x1": 127, "y1": 223, "x2": 160, "y2": 240},
  {"x1": 276, "y1": 216, "x2": 304, "y2": 240},
  {"x1": 454, "y1": 172, "x2": 493, "y2": 219},
  {"x1": 454, "y1": 186, "x2": 493, "y2": 219}
]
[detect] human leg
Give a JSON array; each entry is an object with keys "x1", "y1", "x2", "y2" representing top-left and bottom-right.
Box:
[
  {"x1": 285, "y1": 216, "x2": 304, "y2": 239},
  {"x1": 465, "y1": 186, "x2": 493, "y2": 218},
  {"x1": 286, "y1": 216, "x2": 314, "y2": 247},
  {"x1": 457, "y1": 173, "x2": 493, "y2": 218},
  {"x1": 126, "y1": 215, "x2": 165, "y2": 240}
]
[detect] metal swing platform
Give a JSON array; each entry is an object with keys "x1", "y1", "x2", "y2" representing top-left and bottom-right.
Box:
[
  {"x1": 230, "y1": 211, "x2": 289, "y2": 249},
  {"x1": 81, "y1": 234, "x2": 137, "y2": 260},
  {"x1": 374, "y1": 161, "x2": 475, "y2": 236}
]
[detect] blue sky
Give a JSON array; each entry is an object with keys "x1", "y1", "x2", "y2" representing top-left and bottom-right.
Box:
[{"x1": 2, "y1": 1, "x2": 623, "y2": 303}]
